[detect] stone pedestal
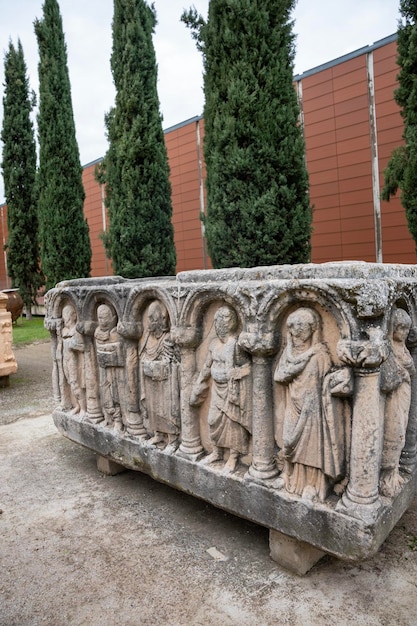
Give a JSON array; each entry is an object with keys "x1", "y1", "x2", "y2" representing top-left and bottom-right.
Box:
[
  {"x1": 269, "y1": 529, "x2": 325, "y2": 575},
  {"x1": 0, "y1": 292, "x2": 17, "y2": 383},
  {"x1": 96, "y1": 455, "x2": 126, "y2": 476}
]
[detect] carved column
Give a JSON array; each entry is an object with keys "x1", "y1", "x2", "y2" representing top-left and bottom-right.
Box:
[
  {"x1": 239, "y1": 328, "x2": 278, "y2": 481},
  {"x1": 117, "y1": 321, "x2": 147, "y2": 437},
  {"x1": 44, "y1": 316, "x2": 61, "y2": 405},
  {"x1": 336, "y1": 334, "x2": 388, "y2": 522},
  {"x1": 171, "y1": 326, "x2": 204, "y2": 461},
  {"x1": 79, "y1": 321, "x2": 103, "y2": 423}
]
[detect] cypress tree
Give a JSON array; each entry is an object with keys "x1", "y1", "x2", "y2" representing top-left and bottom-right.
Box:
[
  {"x1": 35, "y1": 0, "x2": 91, "y2": 290},
  {"x1": 1, "y1": 40, "x2": 43, "y2": 314},
  {"x1": 382, "y1": 2, "x2": 417, "y2": 249},
  {"x1": 98, "y1": 0, "x2": 176, "y2": 278},
  {"x1": 183, "y1": 0, "x2": 312, "y2": 268}
]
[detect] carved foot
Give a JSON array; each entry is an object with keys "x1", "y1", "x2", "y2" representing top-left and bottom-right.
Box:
[
  {"x1": 222, "y1": 451, "x2": 239, "y2": 475},
  {"x1": 148, "y1": 432, "x2": 164, "y2": 446},
  {"x1": 301, "y1": 485, "x2": 317, "y2": 502},
  {"x1": 271, "y1": 476, "x2": 285, "y2": 490},
  {"x1": 113, "y1": 420, "x2": 124, "y2": 432},
  {"x1": 201, "y1": 448, "x2": 223, "y2": 465},
  {"x1": 379, "y1": 468, "x2": 406, "y2": 498},
  {"x1": 164, "y1": 439, "x2": 180, "y2": 455}
]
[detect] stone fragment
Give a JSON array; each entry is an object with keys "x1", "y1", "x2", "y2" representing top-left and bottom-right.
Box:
[
  {"x1": 206, "y1": 547, "x2": 229, "y2": 561},
  {"x1": 0, "y1": 291, "x2": 17, "y2": 385}
]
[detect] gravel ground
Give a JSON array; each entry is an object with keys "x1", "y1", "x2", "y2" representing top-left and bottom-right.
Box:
[
  {"x1": 1, "y1": 340, "x2": 54, "y2": 425},
  {"x1": 1, "y1": 341, "x2": 417, "y2": 625}
]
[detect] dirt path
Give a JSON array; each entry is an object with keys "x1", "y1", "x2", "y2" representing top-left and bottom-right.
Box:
[{"x1": 1, "y1": 343, "x2": 417, "y2": 625}]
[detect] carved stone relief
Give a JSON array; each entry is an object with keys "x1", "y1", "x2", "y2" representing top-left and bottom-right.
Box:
[
  {"x1": 380, "y1": 308, "x2": 415, "y2": 497},
  {"x1": 46, "y1": 263, "x2": 417, "y2": 564},
  {"x1": 139, "y1": 300, "x2": 180, "y2": 452},
  {"x1": 190, "y1": 304, "x2": 252, "y2": 474},
  {"x1": 273, "y1": 307, "x2": 352, "y2": 502},
  {"x1": 58, "y1": 303, "x2": 86, "y2": 415},
  {"x1": 94, "y1": 303, "x2": 125, "y2": 430}
]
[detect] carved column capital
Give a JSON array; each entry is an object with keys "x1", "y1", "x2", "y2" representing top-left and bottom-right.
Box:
[
  {"x1": 337, "y1": 330, "x2": 388, "y2": 370},
  {"x1": 76, "y1": 320, "x2": 98, "y2": 337},
  {"x1": 117, "y1": 320, "x2": 142, "y2": 340},
  {"x1": 239, "y1": 326, "x2": 277, "y2": 357},
  {"x1": 170, "y1": 325, "x2": 201, "y2": 349},
  {"x1": 44, "y1": 316, "x2": 60, "y2": 333}
]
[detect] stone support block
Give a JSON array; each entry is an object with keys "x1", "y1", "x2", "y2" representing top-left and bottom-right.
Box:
[
  {"x1": 269, "y1": 529, "x2": 325, "y2": 575},
  {"x1": 96, "y1": 455, "x2": 126, "y2": 476}
]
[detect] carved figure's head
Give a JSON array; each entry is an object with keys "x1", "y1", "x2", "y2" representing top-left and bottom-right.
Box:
[
  {"x1": 97, "y1": 304, "x2": 116, "y2": 332},
  {"x1": 62, "y1": 303, "x2": 77, "y2": 328},
  {"x1": 391, "y1": 308, "x2": 412, "y2": 343},
  {"x1": 286, "y1": 307, "x2": 321, "y2": 345},
  {"x1": 214, "y1": 305, "x2": 238, "y2": 340},
  {"x1": 148, "y1": 301, "x2": 169, "y2": 337}
]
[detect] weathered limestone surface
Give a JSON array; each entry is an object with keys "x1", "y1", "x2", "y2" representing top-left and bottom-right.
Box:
[
  {"x1": 0, "y1": 292, "x2": 17, "y2": 386},
  {"x1": 45, "y1": 262, "x2": 417, "y2": 569}
]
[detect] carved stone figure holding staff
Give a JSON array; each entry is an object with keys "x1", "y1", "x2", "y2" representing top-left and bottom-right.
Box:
[{"x1": 190, "y1": 305, "x2": 252, "y2": 474}]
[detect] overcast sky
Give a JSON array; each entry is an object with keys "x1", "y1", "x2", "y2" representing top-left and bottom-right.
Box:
[{"x1": 0, "y1": 0, "x2": 400, "y2": 203}]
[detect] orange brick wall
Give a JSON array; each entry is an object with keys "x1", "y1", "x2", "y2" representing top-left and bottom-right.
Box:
[
  {"x1": 300, "y1": 36, "x2": 416, "y2": 264},
  {"x1": 166, "y1": 117, "x2": 210, "y2": 272},
  {"x1": 82, "y1": 161, "x2": 113, "y2": 277}
]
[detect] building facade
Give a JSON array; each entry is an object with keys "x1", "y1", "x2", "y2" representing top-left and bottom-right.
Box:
[{"x1": 0, "y1": 34, "x2": 414, "y2": 290}]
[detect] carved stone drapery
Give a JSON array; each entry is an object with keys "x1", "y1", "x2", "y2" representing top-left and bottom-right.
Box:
[{"x1": 45, "y1": 262, "x2": 417, "y2": 564}]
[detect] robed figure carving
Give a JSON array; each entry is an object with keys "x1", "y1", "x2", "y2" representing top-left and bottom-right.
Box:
[
  {"x1": 94, "y1": 304, "x2": 125, "y2": 430},
  {"x1": 274, "y1": 307, "x2": 352, "y2": 502},
  {"x1": 190, "y1": 305, "x2": 252, "y2": 474},
  {"x1": 59, "y1": 303, "x2": 86, "y2": 415},
  {"x1": 380, "y1": 308, "x2": 415, "y2": 497},
  {"x1": 139, "y1": 301, "x2": 180, "y2": 453}
]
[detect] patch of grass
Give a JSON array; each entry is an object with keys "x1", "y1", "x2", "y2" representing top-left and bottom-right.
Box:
[{"x1": 12, "y1": 316, "x2": 50, "y2": 345}]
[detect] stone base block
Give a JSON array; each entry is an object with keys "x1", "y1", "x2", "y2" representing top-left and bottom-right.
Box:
[
  {"x1": 269, "y1": 529, "x2": 325, "y2": 575},
  {"x1": 0, "y1": 375, "x2": 10, "y2": 388},
  {"x1": 96, "y1": 455, "x2": 126, "y2": 476},
  {"x1": 53, "y1": 411, "x2": 417, "y2": 563}
]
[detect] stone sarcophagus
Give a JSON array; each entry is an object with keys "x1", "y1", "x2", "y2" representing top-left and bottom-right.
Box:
[{"x1": 45, "y1": 262, "x2": 417, "y2": 573}]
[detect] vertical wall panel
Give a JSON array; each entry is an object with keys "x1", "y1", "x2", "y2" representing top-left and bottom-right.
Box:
[
  {"x1": 166, "y1": 117, "x2": 210, "y2": 272},
  {"x1": 81, "y1": 162, "x2": 112, "y2": 277},
  {"x1": 374, "y1": 41, "x2": 416, "y2": 263}
]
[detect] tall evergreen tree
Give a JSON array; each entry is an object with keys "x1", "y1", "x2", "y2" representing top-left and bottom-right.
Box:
[
  {"x1": 1, "y1": 40, "x2": 43, "y2": 314},
  {"x1": 35, "y1": 0, "x2": 91, "y2": 290},
  {"x1": 97, "y1": 0, "x2": 176, "y2": 279},
  {"x1": 182, "y1": 0, "x2": 312, "y2": 268},
  {"x1": 382, "y1": 2, "x2": 417, "y2": 249}
]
